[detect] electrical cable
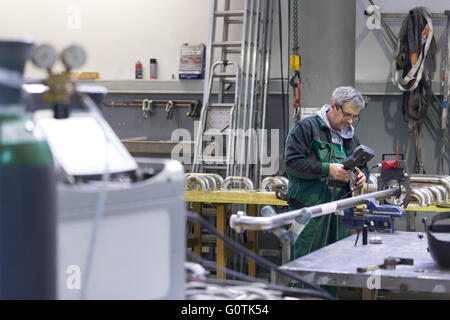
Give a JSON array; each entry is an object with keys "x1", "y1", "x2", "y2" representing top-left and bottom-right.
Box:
[
  {"x1": 185, "y1": 210, "x2": 334, "y2": 300},
  {"x1": 187, "y1": 249, "x2": 260, "y2": 283},
  {"x1": 278, "y1": 0, "x2": 287, "y2": 150},
  {"x1": 367, "y1": 165, "x2": 379, "y2": 193},
  {"x1": 199, "y1": 278, "x2": 326, "y2": 300},
  {"x1": 79, "y1": 93, "x2": 112, "y2": 300},
  {"x1": 186, "y1": 249, "x2": 326, "y2": 299}
]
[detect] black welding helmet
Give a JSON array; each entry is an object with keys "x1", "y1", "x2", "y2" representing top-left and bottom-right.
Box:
[{"x1": 422, "y1": 212, "x2": 450, "y2": 268}]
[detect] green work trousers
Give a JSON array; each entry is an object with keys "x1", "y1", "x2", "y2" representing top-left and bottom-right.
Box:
[{"x1": 289, "y1": 205, "x2": 349, "y2": 298}]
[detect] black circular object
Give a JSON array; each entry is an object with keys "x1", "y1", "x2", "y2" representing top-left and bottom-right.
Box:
[{"x1": 422, "y1": 212, "x2": 450, "y2": 268}]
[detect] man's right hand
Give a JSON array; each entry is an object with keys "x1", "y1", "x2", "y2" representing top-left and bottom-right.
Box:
[{"x1": 329, "y1": 163, "x2": 350, "y2": 181}]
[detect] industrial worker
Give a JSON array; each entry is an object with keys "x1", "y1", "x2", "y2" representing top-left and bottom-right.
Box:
[{"x1": 285, "y1": 86, "x2": 369, "y2": 259}]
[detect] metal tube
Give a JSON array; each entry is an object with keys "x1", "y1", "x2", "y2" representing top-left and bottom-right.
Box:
[
  {"x1": 186, "y1": 176, "x2": 207, "y2": 191},
  {"x1": 410, "y1": 175, "x2": 450, "y2": 193},
  {"x1": 245, "y1": 0, "x2": 261, "y2": 179},
  {"x1": 222, "y1": 176, "x2": 255, "y2": 192},
  {"x1": 428, "y1": 186, "x2": 443, "y2": 203},
  {"x1": 258, "y1": 0, "x2": 273, "y2": 186},
  {"x1": 411, "y1": 188, "x2": 427, "y2": 206},
  {"x1": 260, "y1": 176, "x2": 284, "y2": 191},
  {"x1": 237, "y1": 0, "x2": 255, "y2": 178},
  {"x1": 193, "y1": 173, "x2": 224, "y2": 189},
  {"x1": 436, "y1": 185, "x2": 448, "y2": 201},
  {"x1": 229, "y1": 188, "x2": 398, "y2": 231},
  {"x1": 420, "y1": 187, "x2": 434, "y2": 205}
]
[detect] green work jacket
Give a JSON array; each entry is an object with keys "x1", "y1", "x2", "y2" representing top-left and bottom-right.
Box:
[{"x1": 285, "y1": 115, "x2": 369, "y2": 207}]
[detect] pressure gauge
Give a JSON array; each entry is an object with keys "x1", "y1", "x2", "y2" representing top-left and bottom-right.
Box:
[
  {"x1": 61, "y1": 45, "x2": 86, "y2": 70},
  {"x1": 32, "y1": 44, "x2": 57, "y2": 70}
]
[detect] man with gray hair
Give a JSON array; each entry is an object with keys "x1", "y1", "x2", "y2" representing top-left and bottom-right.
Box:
[{"x1": 284, "y1": 86, "x2": 369, "y2": 262}]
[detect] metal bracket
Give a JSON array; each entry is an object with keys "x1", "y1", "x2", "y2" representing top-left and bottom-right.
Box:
[
  {"x1": 186, "y1": 101, "x2": 200, "y2": 118},
  {"x1": 166, "y1": 100, "x2": 174, "y2": 120},
  {"x1": 142, "y1": 99, "x2": 153, "y2": 119}
]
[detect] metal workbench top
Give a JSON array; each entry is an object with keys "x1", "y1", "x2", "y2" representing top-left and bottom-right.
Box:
[{"x1": 280, "y1": 231, "x2": 450, "y2": 295}]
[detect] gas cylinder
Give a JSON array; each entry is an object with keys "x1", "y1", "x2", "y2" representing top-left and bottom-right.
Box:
[{"x1": 0, "y1": 39, "x2": 56, "y2": 299}]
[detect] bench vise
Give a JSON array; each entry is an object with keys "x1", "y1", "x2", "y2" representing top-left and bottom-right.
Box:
[{"x1": 340, "y1": 198, "x2": 405, "y2": 233}]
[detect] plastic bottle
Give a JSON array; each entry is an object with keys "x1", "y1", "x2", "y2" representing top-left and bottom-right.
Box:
[
  {"x1": 135, "y1": 60, "x2": 143, "y2": 79},
  {"x1": 150, "y1": 58, "x2": 157, "y2": 79}
]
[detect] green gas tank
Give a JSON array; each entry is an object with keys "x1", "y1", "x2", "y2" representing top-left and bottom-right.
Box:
[{"x1": 0, "y1": 39, "x2": 56, "y2": 299}]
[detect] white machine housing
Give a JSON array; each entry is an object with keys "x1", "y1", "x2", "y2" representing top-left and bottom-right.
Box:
[{"x1": 56, "y1": 158, "x2": 185, "y2": 299}]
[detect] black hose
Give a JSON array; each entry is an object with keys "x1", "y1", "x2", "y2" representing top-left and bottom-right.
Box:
[
  {"x1": 186, "y1": 250, "x2": 329, "y2": 299},
  {"x1": 278, "y1": 0, "x2": 287, "y2": 149}
]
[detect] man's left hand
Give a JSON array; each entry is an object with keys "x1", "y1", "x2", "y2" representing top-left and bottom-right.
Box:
[{"x1": 354, "y1": 167, "x2": 366, "y2": 187}]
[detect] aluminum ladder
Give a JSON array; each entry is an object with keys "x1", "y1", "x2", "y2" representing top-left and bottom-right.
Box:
[{"x1": 193, "y1": 0, "x2": 274, "y2": 188}]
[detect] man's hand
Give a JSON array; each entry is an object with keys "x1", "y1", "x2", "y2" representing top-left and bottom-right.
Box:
[
  {"x1": 329, "y1": 163, "x2": 350, "y2": 181},
  {"x1": 354, "y1": 167, "x2": 366, "y2": 187}
]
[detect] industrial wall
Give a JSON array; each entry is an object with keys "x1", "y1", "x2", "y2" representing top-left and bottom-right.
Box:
[
  {"x1": 1, "y1": 0, "x2": 448, "y2": 174},
  {"x1": 0, "y1": 0, "x2": 289, "y2": 81},
  {"x1": 356, "y1": 0, "x2": 448, "y2": 83}
]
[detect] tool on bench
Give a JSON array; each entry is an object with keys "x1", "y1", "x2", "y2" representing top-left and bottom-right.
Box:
[
  {"x1": 357, "y1": 257, "x2": 414, "y2": 273},
  {"x1": 230, "y1": 144, "x2": 410, "y2": 237},
  {"x1": 342, "y1": 198, "x2": 406, "y2": 233},
  {"x1": 342, "y1": 151, "x2": 412, "y2": 245},
  {"x1": 342, "y1": 198, "x2": 405, "y2": 246}
]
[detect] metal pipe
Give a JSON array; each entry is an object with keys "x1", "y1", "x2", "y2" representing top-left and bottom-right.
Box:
[
  {"x1": 419, "y1": 187, "x2": 434, "y2": 205},
  {"x1": 258, "y1": 0, "x2": 274, "y2": 185},
  {"x1": 203, "y1": 175, "x2": 216, "y2": 190},
  {"x1": 185, "y1": 176, "x2": 207, "y2": 191},
  {"x1": 409, "y1": 193, "x2": 424, "y2": 207},
  {"x1": 188, "y1": 173, "x2": 226, "y2": 190},
  {"x1": 260, "y1": 176, "x2": 284, "y2": 191},
  {"x1": 369, "y1": 175, "x2": 377, "y2": 185},
  {"x1": 410, "y1": 175, "x2": 450, "y2": 194},
  {"x1": 208, "y1": 173, "x2": 224, "y2": 188},
  {"x1": 435, "y1": 185, "x2": 448, "y2": 201},
  {"x1": 229, "y1": 188, "x2": 399, "y2": 231},
  {"x1": 278, "y1": 176, "x2": 289, "y2": 188},
  {"x1": 428, "y1": 186, "x2": 443, "y2": 203},
  {"x1": 237, "y1": 0, "x2": 255, "y2": 179},
  {"x1": 365, "y1": 183, "x2": 378, "y2": 192},
  {"x1": 411, "y1": 188, "x2": 427, "y2": 206},
  {"x1": 222, "y1": 176, "x2": 255, "y2": 192},
  {"x1": 245, "y1": 0, "x2": 261, "y2": 179}
]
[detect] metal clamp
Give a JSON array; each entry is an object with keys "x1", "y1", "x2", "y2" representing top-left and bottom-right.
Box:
[
  {"x1": 142, "y1": 99, "x2": 153, "y2": 119},
  {"x1": 293, "y1": 106, "x2": 301, "y2": 122},
  {"x1": 166, "y1": 100, "x2": 174, "y2": 120},
  {"x1": 186, "y1": 101, "x2": 200, "y2": 118}
]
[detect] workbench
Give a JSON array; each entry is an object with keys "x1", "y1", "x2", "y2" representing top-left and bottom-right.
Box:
[
  {"x1": 275, "y1": 231, "x2": 450, "y2": 299},
  {"x1": 185, "y1": 188, "x2": 449, "y2": 280},
  {"x1": 185, "y1": 190, "x2": 286, "y2": 279}
]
